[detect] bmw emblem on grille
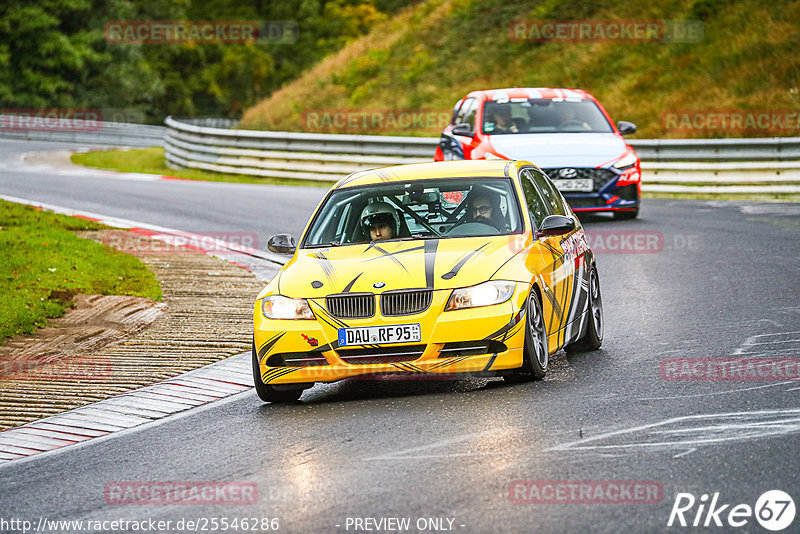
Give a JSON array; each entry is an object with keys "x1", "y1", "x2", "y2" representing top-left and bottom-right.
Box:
[
  {"x1": 558, "y1": 168, "x2": 578, "y2": 179},
  {"x1": 373, "y1": 281, "x2": 386, "y2": 289}
]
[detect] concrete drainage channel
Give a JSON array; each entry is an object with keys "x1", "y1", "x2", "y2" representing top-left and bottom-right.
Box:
[{"x1": 0, "y1": 191, "x2": 288, "y2": 464}]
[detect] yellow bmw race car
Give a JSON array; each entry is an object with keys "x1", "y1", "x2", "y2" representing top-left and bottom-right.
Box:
[{"x1": 253, "y1": 160, "x2": 602, "y2": 402}]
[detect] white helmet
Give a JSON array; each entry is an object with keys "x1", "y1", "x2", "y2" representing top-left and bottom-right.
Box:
[{"x1": 360, "y1": 201, "x2": 399, "y2": 235}]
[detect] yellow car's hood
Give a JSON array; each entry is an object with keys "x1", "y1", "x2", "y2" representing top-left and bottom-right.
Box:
[{"x1": 278, "y1": 236, "x2": 528, "y2": 297}]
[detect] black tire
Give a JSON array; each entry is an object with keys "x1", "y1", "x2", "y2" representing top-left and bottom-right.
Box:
[
  {"x1": 565, "y1": 267, "x2": 603, "y2": 353},
  {"x1": 504, "y1": 288, "x2": 549, "y2": 383},
  {"x1": 252, "y1": 342, "x2": 304, "y2": 403}
]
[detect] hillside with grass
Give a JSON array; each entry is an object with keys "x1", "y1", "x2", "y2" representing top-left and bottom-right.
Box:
[{"x1": 240, "y1": 0, "x2": 800, "y2": 138}]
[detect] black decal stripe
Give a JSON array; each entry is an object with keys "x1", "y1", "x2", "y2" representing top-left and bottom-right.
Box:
[
  {"x1": 506, "y1": 322, "x2": 525, "y2": 341},
  {"x1": 263, "y1": 367, "x2": 295, "y2": 380},
  {"x1": 542, "y1": 287, "x2": 558, "y2": 334},
  {"x1": 483, "y1": 306, "x2": 525, "y2": 341},
  {"x1": 258, "y1": 332, "x2": 285, "y2": 360},
  {"x1": 424, "y1": 239, "x2": 439, "y2": 289},
  {"x1": 311, "y1": 252, "x2": 337, "y2": 284},
  {"x1": 311, "y1": 302, "x2": 350, "y2": 329},
  {"x1": 337, "y1": 172, "x2": 365, "y2": 189},
  {"x1": 264, "y1": 368, "x2": 299, "y2": 383},
  {"x1": 557, "y1": 267, "x2": 571, "y2": 345},
  {"x1": 375, "y1": 170, "x2": 396, "y2": 183},
  {"x1": 562, "y1": 262, "x2": 586, "y2": 342},
  {"x1": 309, "y1": 302, "x2": 339, "y2": 330},
  {"x1": 263, "y1": 367, "x2": 297, "y2": 381},
  {"x1": 430, "y1": 356, "x2": 469, "y2": 370},
  {"x1": 540, "y1": 240, "x2": 561, "y2": 256},
  {"x1": 402, "y1": 363, "x2": 426, "y2": 373},
  {"x1": 482, "y1": 353, "x2": 499, "y2": 371},
  {"x1": 442, "y1": 242, "x2": 489, "y2": 280},
  {"x1": 366, "y1": 244, "x2": 415, "y2": 273},
  {"x1": 343, "y1": 273, "x2": 363, "y2": 293}
]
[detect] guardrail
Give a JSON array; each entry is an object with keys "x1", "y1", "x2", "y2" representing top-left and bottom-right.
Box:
[
  {"x1": 3, "y1": 114, "x2": 798, "y2": 194},
  {"x1": 164, "y1": 117, "x2": 800, "y2": 194},
  {"x1": 0, "y1": 115, "x2": 164, "y2": 147}
]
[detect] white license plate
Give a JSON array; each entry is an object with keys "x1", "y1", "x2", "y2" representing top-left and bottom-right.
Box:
[
  {"x1": 555, "y1": 178, "x2": 593, "y2": 192},
  {"x1": 338, "y1": 324, "x2": 421, "y2": 346}
]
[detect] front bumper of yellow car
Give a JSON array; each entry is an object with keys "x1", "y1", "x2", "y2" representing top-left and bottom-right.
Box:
[{"x1": 253, "y1": 284, "x2": 530, "y2": 385}]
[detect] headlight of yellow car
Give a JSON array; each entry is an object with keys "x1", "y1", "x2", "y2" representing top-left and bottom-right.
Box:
[
  {"x1": 445, "y1": 281, "x2": 516, "y2": 311},
  {"x1": 261, "y1": 295, "x2": 315, "y2": 320}
]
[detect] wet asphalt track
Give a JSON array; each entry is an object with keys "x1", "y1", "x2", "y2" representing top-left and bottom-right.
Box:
[{"x1": 1, "y1": 139, "x2": 800, "y2": 533}]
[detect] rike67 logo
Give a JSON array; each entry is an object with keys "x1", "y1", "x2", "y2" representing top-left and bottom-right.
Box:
[{"x1": 668, "y1": 490, "x2": 795, "y2": 531}]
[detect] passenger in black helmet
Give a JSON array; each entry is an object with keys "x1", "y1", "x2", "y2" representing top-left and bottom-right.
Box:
[{"x1": 360, "y1": 201, "x2": 399, "y2": 241}]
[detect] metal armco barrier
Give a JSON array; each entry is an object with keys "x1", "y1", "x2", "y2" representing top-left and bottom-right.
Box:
[
  {"x1": 4, "y1": 114, "x2": 798, "y2": 194},
  {"x1": 164, "y1": 117, "x2": 800, "y2": 194},
  {"x1": 0, "y1": 115, "x2": 165, "y2": 147}
]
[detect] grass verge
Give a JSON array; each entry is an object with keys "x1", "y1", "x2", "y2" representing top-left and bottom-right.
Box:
[
  {"x1": 71, "y1": 147, "x2": 333, "y2": 188},
  {"x1": 0, "y1": 200, "x2": 162, "y2": 342}
]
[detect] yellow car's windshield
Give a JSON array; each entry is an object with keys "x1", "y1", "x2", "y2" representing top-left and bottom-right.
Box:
[{"x1": 303, "y1": 178, "x2": 524, "y2": 248}]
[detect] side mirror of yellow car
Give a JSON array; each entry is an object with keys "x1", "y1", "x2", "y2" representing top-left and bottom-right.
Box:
[
  {"x1": 267, "y1": 233, "x2": 296, "y2": 254},
  {"x1": 536, "y1": 215, "x2": 575, "y2": 237}
]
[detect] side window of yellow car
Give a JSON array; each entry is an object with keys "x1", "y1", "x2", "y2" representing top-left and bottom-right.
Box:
[
  {"x1": 531, "y1": 170, "x2": 567, "y2": 216},
  {"x1": 520, "y1": 169, "x2": 549, "y2": 228}
]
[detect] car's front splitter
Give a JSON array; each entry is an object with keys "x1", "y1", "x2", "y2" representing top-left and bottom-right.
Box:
[{"x1": 254, "y1": 286, "x2": 530, "y2": 384}]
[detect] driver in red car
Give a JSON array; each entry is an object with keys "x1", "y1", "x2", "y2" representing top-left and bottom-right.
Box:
[{"x1": 488, "y1": 106, "x2": 519, "y2": 134}]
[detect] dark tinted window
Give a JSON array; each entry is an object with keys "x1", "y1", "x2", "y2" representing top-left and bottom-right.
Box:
[
  {"x1": 520, "y1": 169, "x2": 549, "y2": 228},
  {"x1": 530, "y1": 168, "x2": 567, "y2": 216}
]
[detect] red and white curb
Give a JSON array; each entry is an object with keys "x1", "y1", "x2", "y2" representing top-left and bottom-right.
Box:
[
  {"x1": 0, "y1": 194, "x2": 287, "y2": 281},
  {"x1": 0, "y1": 352, "x2": 252, "y2": 464}
]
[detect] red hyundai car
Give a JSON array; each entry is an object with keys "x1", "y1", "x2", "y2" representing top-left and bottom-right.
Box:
[{"x1": 434, "y1": 88, "x2": 641, "y2": 219}]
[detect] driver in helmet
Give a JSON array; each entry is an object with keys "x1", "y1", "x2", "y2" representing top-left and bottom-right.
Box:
[{"x1": 360, "y1": 201, "x2": 399, "y2": 241}]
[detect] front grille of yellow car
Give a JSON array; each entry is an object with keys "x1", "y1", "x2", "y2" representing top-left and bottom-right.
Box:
[
  {"x1": 438, "y1": 340, "x2": 507, "y2": 358},
  {"x1": 326, "y1": 293, "x2": 375, "y2": 319},
  {"x1": 336, "y1": 345, "x2": 425, "y2": 365},
  {"x1": 380, "y1": 289, "x2": 433, "y2": 316}
]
